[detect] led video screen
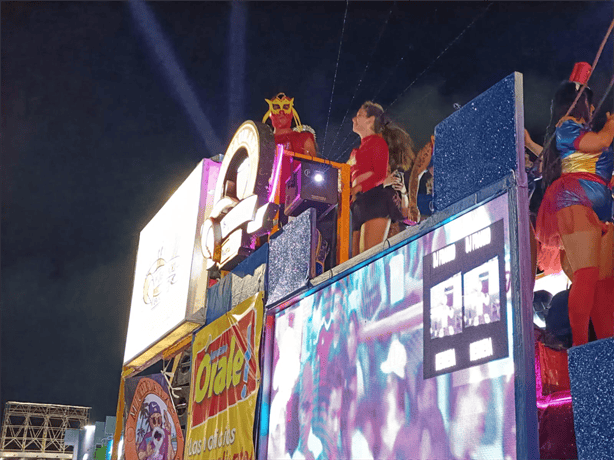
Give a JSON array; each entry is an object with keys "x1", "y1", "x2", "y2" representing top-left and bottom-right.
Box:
[
  {"x1": 265, "y1": 193, "x2": 518, "y2": 460},
  {"x1": 423, "y1": 219, "x2": 508, "y2": 378}
]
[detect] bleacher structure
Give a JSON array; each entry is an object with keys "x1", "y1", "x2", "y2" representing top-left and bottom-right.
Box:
[{"x1": 0, "y1": 402, "x2": 90, "y2": 459}]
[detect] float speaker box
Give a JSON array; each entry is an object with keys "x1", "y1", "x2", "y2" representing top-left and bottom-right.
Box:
[{"x1": 285, "y1": 159, "x2": 338, "y2": 217}]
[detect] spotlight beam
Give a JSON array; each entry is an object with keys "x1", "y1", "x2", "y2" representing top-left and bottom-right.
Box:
[
  {"x1": 228, "y1": 2, "x2": 247, "y2": 136},
  {"x1": 129, "y1": 0, "x2": 223, "y2": 157}
]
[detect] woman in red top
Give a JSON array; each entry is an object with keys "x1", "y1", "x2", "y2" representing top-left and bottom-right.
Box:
[{"x1": 348, "y1": 101, "x2": 398, "y2": 256}]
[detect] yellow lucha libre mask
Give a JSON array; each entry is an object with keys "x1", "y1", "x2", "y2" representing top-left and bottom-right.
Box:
[
  {"x1": 266, "y1": 93, "x2": 294, "y2": 115},
  {"x1": 263, "y1": 93, "x2": 302, "y2": 130}
]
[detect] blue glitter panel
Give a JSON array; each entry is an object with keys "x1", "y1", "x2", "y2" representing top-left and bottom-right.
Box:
[
  {"x1": 433, "y1": 73, "x2": 521, "y2": 211},
  {"x1": 568, "y1": 337, "x2": 614, "y2": 460},
  {"x1": 204, "y1": 243, "x2": 268, "y2": 324},
  {"x1": 266, "y1": 208, "x2": 316, "y2": 307}
]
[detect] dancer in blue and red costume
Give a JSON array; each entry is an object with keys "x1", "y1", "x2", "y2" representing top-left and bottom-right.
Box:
[{"x1": 536, "y1": 62, "x2": 614, "y2": 346}]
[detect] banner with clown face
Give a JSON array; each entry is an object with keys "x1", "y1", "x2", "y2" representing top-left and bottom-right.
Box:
[{"x1": 124, "y1": 373, "x2": 185, "y2": 460}]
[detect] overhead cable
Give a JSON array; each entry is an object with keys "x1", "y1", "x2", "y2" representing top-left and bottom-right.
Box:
[
  {"x1": 326, "y1": 5, "x2": 395, "y2": 156},
  {"x1": 328, "y1": 3, "x2": 493, "y2": 162},
  {"x1": 386, "y1": 2, "x2": 493, "y2": 111},
  {"x1": 322, "y1": 0, "x2": 350, "y2": 158}
]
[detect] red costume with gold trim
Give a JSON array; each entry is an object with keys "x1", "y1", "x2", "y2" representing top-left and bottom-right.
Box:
[
  {"x1": 263, "y1": 93, "x2": 316, "y2": 206},
  {"x1": 274, "y1": 130, "x2": 315, "y2": 155}
]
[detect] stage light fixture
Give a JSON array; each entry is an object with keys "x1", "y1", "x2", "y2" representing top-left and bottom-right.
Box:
[{"x1": 284, "y1": 160, "x2": 338, "y2": 217}]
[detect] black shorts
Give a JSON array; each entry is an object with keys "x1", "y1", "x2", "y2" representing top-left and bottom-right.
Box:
[{"x1": 351, "y1": 185, "x2": 403, "y2": 232}]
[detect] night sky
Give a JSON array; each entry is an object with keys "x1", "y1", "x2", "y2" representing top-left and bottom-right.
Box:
[{"x1": 2, "y1": 1, "x2": 613, "y2": 423}]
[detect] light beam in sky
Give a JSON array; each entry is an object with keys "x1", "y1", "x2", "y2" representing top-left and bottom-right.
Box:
[
  {"x1": 228, "y1": 1, "x2": 247, "y2": 137},
  {"x1": 129, "y1": 0, "x2": 223, "y2": 157}
]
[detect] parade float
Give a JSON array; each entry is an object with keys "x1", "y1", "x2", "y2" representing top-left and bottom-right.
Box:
[{"x1": 111, "y1": 72, "x2": 613, "y2": 460}]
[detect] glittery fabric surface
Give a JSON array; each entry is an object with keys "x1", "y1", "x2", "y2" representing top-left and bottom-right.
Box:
[
  {"x1": 205, "y1": 273, "x2": 233, "y2": 324},
  {"x1": 205, "y1": 243, "x2": 268, "y2": 324},
  {"x1": 433, "y1": 73, "x2": 519, "y2": 212},
  {"x1": 266, "y1": 208, "x2": 315, "y2": 306},
  {"x1": 568, "y1": 337, "x2": 614, "y2": 459}
]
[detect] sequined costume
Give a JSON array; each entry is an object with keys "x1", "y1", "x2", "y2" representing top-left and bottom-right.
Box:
[
  {"x1": 537, "y1": 65, "x2": 614, "y2": 346},
  {"x1": 536, "y1": 117, "x2": 613, "y2": 256}
]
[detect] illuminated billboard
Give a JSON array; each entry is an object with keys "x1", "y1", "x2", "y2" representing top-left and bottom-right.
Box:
[
  {"x1": 264, "y1": 193, "x2": 522, "y2": 459},
  {"x1": 124, "y1": 159, "x2": 220, "y2": 366}
]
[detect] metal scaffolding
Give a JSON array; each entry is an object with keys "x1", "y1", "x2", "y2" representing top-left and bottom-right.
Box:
[{"x1": 0, "y1": 402, "x2": 90, "y2": 459}]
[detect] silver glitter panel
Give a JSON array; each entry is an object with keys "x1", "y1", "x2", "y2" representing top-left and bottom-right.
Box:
[
  {"x1": 266, "y1": 208, "x2": 316, "y2": 307},
  {"x1": 568, "y1": 337, "x2": 614, "y2": 459},
  {"x1": 433, "y1": 73, "x2": 519, "y2": 211}
]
